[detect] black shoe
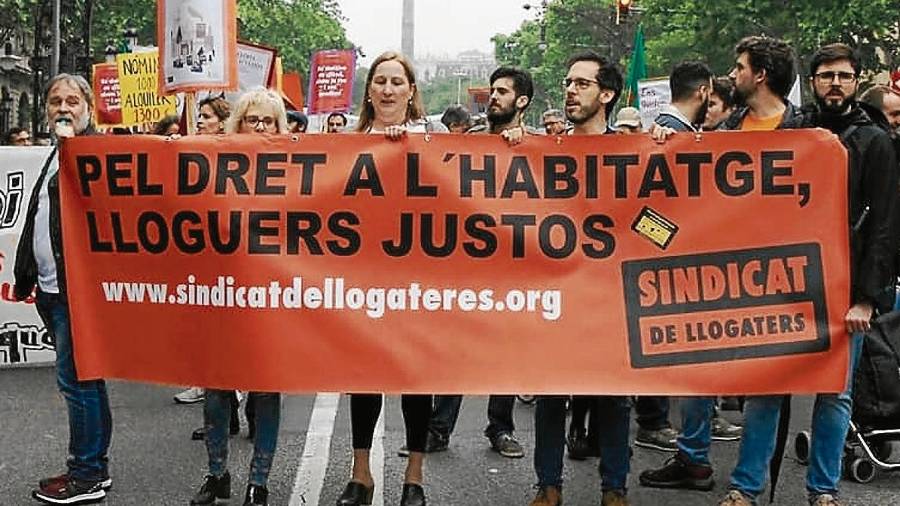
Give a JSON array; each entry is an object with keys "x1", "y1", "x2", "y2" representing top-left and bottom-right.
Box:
[
  {"x1": 639, "y1": 453, "x2": 714, "y2": 491},
  {"x1": 243, "y1": 484, "x2": 268, "y2": 505},
  {"x1": 425, "y1": 431, "x2": 449, "y2": 453},
  {"x1": 567, "y1": 428, "x2": 593, "y2": 460},
  {"x1": 191, "y1": 472, "x2": 231, "y2": 505},
  {"x1": 336, "y1": 481, "x2": 374, "y2": 506},
  {"x1": 192, "y1": 427, "x2": 206, "y2": 441},
  {"x1": 32, "y1": 476, "x2": 106, "y2": 505},
  {"x1": 400, "y1": 483, "x2": 426, "y2": 506},
  {"x1": 38, "y1": 473, "x2": 112, "y2": 492}
]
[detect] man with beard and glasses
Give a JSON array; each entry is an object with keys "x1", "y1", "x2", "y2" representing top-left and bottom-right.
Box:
[
  {"x1": 414, "y1": 67, "x2": 532, "y2": 461},
  {"x1": 718, "y1": 43, "x2": 899, "y2": 506},
  {"x1": 17, "y1": 74, "x2": 114, "y2": 506},
  {"x1": 529, "y1": 52, "x2": 632, "y2": 506}
]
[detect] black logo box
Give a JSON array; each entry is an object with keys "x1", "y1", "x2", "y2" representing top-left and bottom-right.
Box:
[{"x1": 621, "y1": 243, "x2": 829, "y2": 368}]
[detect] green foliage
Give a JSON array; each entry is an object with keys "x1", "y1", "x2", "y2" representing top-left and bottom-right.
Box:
[
  {"x1": 11, "y1": 0, "x2": 349, "y2": 76},
  {"x1": 495, "y1": 0, "x2": 900, "y2": 117},
  {"x1": 493, "y1": 0, "x2": 636, "y2": 119},
  {"x1": 236, "y1": 0, "x2": 350, "y2": 76},
  {"x1": 641, "y1": 0, "x2": 900, "y2": 77}
]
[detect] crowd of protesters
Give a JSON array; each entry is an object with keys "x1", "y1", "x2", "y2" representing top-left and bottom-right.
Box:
[{"x1": 5, "y1": 32, "x2": 899, "y2": 506}]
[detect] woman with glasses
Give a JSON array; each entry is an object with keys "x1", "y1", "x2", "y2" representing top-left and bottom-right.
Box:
[
  {"x1": 336, "y1": 51, "x2": 432, "y2": 506},
  {"x1": 189, "y1": 88, "x2": 287, "y2": 506}
]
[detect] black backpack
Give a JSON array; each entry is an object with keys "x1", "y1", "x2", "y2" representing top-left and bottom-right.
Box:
[{"x1": 853, "y1": 309, "x2": 900, "y2": 428}]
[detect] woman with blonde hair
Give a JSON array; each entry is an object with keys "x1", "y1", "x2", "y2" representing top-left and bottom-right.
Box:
[
  {"x1": 189, "y1": 88, "x2": 286, "y2": 506},
  {"x1": 337, "y1": 51, "x2": 431, "y2": 506},
  {"x1": 226, "y1": 88, "x2": 289, "y2": 135}
]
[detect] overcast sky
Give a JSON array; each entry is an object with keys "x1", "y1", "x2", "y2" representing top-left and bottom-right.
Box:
[{"x1": 336, "y1": 0, "x2": 536, "y2": 65}]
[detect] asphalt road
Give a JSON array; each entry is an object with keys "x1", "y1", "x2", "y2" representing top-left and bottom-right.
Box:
[{"x1": 1, "y1": 366, "x2": 898, "y2": 505}]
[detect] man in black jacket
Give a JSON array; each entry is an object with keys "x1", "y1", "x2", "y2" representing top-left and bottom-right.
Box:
[
  {"x1": 14, "y1": 73, "x2": 113, "y2": 506},
  {"x1": 719, "y1": 43, "x2": 899, "y2": 506}
]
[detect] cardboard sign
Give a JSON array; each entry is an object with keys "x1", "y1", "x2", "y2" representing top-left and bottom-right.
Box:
[
  {"x1": 57, "y1": 131, "x2": 851, "y2": 394},
  {"x1": 307, "y1": 50, "x2": 356, "y2": 114},
  {"x1": 116, "y1": 50, "x2": 178, "y2": 129},
  {"x1": 92, "y1": 64, "x2": 123, "y2": 127},
  {"x1": 637, "y1": 77, "x2": 671, "y2": 130}
]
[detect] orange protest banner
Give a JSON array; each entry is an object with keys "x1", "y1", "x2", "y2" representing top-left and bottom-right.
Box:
[{"x1": 58, "y1": 130, "x2": 850, "y2": 395}]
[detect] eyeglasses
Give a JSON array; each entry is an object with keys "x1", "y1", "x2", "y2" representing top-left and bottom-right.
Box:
[
  {"x1": 563, "y1": 78, "x2": 599, "y2": 90},
  {"x1": 814, "y1": 71, "x2": 857, "y2": 84},
  {"x1": 244, "y1": 116, "x2": 276, "y2": 128}
]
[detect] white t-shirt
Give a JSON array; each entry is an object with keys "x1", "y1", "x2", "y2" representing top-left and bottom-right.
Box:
[
  {"x1": 33, "y1": 153, "x2": 59, "y2": 293},
  {"x1": 366, "y1": 120, "x2": 429, "y2": 134}
]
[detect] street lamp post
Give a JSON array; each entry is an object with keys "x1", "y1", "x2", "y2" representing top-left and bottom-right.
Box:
[
  {"x1": 123, "y1": 27, "x2": 138, "y2": 53},
  {"x1": 105, "y1": 39, "x2": 118, "y2": 64},
  {"x1": 454, "y1": 70, "x2": 467, "y2": 105}
]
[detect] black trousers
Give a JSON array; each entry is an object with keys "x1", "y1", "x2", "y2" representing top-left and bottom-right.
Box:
[{"x1": 350, "y1": 394, "x2": 433, "y2": 452}]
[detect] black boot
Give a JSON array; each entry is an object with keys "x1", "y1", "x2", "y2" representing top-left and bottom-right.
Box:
[
  {"x1": 190, "y1": 472, "x2": 230, "y2": 505},
  {"x1": 243, "y1": 484, "x2": 268, "y2": 505},
  {"x1": 400, "y1": 483, "x2": 426, "y2": 506},
  {"x1": 336, "y1": 481, "x2": 375, "y2": 505}
]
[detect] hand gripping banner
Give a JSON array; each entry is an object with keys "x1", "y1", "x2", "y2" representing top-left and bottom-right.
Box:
[{"x1": 58, "y1": 130, "x2": 850, "y2": 394}]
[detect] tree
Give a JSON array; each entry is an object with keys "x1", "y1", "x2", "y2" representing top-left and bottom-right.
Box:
[
  {"x1": 493, "y1": 0, "x2": 639, "y2": 121},
  {"x1": 236, "y1": 0, "x2": 351, "y2": 76},
  {"x1": 494, "y1": 0, "x2": 900, "y2": 122}
]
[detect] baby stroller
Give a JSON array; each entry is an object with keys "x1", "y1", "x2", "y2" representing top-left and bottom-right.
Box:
[{"x1": 794, "y1": 310, "x2": 900, "y2": 483}]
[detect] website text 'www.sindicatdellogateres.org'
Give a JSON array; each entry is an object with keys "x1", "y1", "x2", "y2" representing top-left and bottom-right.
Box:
[{"x1": 100, "y1": 275, "x2": 563, "y2": 321}]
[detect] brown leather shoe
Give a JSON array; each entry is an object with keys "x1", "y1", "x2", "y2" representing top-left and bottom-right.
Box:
[
  {"x1": 601, "y1": 489, "x2": 630, "y2": 506},
  {"x1": 718, "y1": 490, "x2": 753, "y2": 506},
  {"x1": 529, "y1": 485, "x2": 562, "y2": 506}
]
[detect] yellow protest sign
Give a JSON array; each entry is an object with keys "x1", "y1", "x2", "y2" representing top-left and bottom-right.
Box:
[{"x1": 116, "y1": 50, "x2": 177, "y2": 129}]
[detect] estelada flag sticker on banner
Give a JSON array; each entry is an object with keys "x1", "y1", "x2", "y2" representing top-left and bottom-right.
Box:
[{"x1": 58, "y1": 130, "x2": 851, "y2": 395}]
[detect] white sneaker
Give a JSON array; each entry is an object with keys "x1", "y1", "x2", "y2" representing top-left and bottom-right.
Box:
[{"x1": 174, "y1": 386, "x2": 205, "y2": 404}]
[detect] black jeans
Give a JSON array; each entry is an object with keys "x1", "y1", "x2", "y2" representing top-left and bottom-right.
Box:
[{"x1": 635, "y1": 396, "x2": 671, "y2": 430}]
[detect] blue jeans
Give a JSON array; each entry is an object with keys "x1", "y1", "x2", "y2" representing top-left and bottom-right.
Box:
[
  {"x1": 205, "y1": 390, "x2": 280, "y2": 486},
  {"x1": 35, "y1": 291, "x2": 112, "y2": 482},
  {"x1": 730, "y1": 334, "x2": 863, "y2": 500},
  {"x1": 677, "y1": 396, "x2": 717, "y2": 464},
  {"x1": 534, "y1": 395, "x2": 631, "y2": 491}
]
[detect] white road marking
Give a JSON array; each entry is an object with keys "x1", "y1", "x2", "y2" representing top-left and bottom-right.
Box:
[{"x1": 288, "y1": 393, "x2": 339, "y2": 506}]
